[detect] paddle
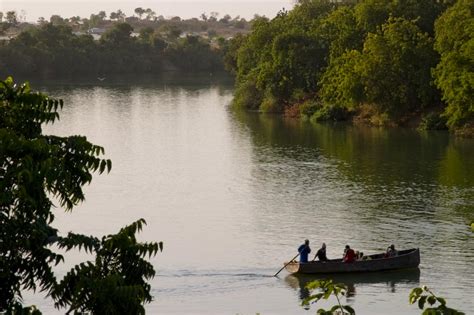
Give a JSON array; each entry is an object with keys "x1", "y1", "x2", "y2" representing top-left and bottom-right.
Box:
[{"x1": 274, "y1": 252, "x2": 300, "y2": 277}]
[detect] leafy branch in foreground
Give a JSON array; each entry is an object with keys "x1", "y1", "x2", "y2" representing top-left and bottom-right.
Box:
[
  {"x1": 303, "y1": 279, "x2": 355, "y2": 315},
  {"x1": 52, "y1": 219, "x2": 163, "y2": 314},
  {"x1": 409, "y1": 286, "x2": 465, "y2": 315},
  {"x1": 1, "y1": 77, "x2": 162, "y2": 314},
  {"x1": 0, "y1": 77, "x2": 110, "y2": 312}
]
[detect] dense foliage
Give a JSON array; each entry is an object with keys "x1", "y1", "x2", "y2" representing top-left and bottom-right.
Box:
[
  {"x1": 303, "y1": 281, "x2": 465, "y2": 315},
  {"x1": 228, "y1": 0, "x2": 473, "y2": 134},
  {"x1": 53, "y1": 219, "x2": 162, "y2": 314},
  {"x1": 0, "y1": 77, "x2": 161, "y2": 313},
  {"x1": 0, "y1": 22, "x2": 225, "y2": 76},
  {"x1": 409, "y1": 286, "x2": 465, "y2": 315},
  {"x1": 303, "y1": 279, "x2": 355, "y2": 315},
  {"x1": 433, "y1": 0, "x2": 474, "y2": 129}
]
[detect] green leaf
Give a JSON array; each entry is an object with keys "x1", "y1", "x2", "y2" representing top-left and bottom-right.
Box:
[
  {"x1": 436, "y1": 297, "x2": 446, "y2": 306},
  {"x1": 422, "y1": 308, "x2": 438, "y2": 315},
  {"x1": 330, "y1": 305, "x2": 341, "y2": 312},
  {"x1": 427, "y1": 295, "x2": 437, "y2": 306},
  {"x1": 343, "y1": 305, "x2": 356, "y2": 314},
  {"x1": 410, "y1": 287, "x2": 423, "y2": 303},
  {"x1": 418, "y1": 296, "x2": 427, "y2": 309}
]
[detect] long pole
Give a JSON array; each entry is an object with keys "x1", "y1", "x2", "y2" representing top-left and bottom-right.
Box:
[{"x1": 274, "y1": 252, "x2": 300, "y2": 277}]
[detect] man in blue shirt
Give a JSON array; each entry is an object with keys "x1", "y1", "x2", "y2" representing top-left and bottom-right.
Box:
[{"x1": 298, "y1": 239, "x2": 311, "y2": 263}]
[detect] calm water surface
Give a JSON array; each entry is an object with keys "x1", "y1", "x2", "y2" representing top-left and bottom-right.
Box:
[{"x1": 25, "y1": 76, "x2": 473, "y2": 314}]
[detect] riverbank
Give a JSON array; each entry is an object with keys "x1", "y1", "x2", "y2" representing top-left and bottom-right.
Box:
[{"x1": 227, "y1": 0, "x2": 473, "y2": 138}]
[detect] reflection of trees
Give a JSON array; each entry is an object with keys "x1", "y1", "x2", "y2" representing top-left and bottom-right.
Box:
[
  {"x1": 284, "y1": 269, "x2": 420, "y2": 304},
  {"x1": 231, "y1": 110, "x2": 474, "y2": 224}
]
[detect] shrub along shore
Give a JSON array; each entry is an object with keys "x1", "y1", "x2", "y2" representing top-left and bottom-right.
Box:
[{"x1": 225, "y1": 0, "x2": 473, "y2": 136}]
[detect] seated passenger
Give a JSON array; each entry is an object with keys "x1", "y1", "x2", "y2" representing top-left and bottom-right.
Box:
[
  {"x1": 343, "y1": 245, "x2": 356, "y2": 263},
  {"x1": 356, "y1": 251, "x2": 364, "y2": 261},
  {"x1": 313, "y1": 243, "x2": 328, "y2": 262},
  {"x1": 386, "y1": 244, "x2": 398, "y2": 258}
]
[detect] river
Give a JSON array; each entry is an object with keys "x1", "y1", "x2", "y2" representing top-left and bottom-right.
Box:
[{"x1": 24, "y1": 75, "x2": 473, "y2": 314}]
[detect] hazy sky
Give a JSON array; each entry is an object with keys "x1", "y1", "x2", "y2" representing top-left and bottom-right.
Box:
[{"x1": 1, "y1": 1, "x2": 295, "y2": 22}]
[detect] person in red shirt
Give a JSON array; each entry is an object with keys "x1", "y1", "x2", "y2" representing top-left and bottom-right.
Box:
[{"x1": 343, "y1": 245, "x2": 356, "y2": 263}]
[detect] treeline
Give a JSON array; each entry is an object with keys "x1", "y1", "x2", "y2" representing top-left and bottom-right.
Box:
[
  {"x1": 0, "y1": 8, "x2": 251, "y2": 38},
  {"x1": 226, "y1": 0, "x2": 473, "y2": 135},
  {"x1": 0, "y1": 22, "x2": 227, "y2": 75}
]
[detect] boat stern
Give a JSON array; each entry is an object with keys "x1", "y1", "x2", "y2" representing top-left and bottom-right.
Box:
[{"x1": 284, "y1": 261, "x2": 300, "y2": 274}]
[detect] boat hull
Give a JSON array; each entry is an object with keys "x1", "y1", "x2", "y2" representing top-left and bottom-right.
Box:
[{"x1": 285, "y1": 248, "x2": 420, "y2": 274}]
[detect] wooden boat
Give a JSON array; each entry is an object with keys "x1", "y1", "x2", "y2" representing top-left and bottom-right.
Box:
[{"x1": 284, "y1": 248, "x2": 420, "y2": 274}]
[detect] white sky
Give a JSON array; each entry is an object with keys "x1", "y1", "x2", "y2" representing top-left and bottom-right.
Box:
[{"x1": 0, "y1": 1, "x2": 295, "y2": 22}]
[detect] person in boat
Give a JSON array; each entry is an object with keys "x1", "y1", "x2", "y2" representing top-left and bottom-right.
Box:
[
  {"x1": 343, "y1": 245, "x2": 356, "y2": 263},
  {"x1": 385, "y1": 244, "x2": 398, "y2": 257},
  {"x1": 313, "y1": 242, "x2": 328, "y2": 261},
  {"x1": 355, "y1": 251, "x2": 366, "y2": 260},
  {"x1": 298, "y1": 239, "x2": 311, "y2": 263}
]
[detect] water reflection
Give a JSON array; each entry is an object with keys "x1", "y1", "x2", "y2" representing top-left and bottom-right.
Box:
[
  {"x1": 232, "y1": 111, "x2": 474, "y2": 190},
  {"x1": 285, "y1": 268, "x2": 420, "y2": 303},
  {"x1": 26, "y1": 81, "x2": 472, "y2": 314}
]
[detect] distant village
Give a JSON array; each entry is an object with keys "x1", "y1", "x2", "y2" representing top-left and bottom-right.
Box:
[{"x1": 0, "y1": 8, "x2": 254, "y2": 42}]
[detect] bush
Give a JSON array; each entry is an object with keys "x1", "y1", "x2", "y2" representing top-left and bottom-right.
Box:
[
  {"x1": 418, "y1": 112, "x2": 448, "y2": 130},
  {"x1": 310, "y1": 105, "x2": 349, "y2": 122},
  {"x1": 233, "y1": 77, "x2": 263, "y2": 110},
  {"x1": 300, "y1": 99, "x2": 320, "y2": 118},
  {"x1": 260, "y1": 91, "x2": 282, "y2": 113}
]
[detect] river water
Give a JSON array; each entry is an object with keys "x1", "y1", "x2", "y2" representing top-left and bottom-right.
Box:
[{"x1": 24, "y1": 76, "x2": 473, "y2": 314}]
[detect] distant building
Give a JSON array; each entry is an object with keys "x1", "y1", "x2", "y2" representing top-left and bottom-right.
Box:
[
  {"x1": 0, "y1": 35, "x2": 15, "y2": 43},
  {"x1": 87, "y1": 28, "x2": 106, "y2": 40}
]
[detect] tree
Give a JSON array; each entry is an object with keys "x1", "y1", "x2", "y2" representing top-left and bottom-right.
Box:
[
  {"x1": 101, "y1": 22, "x2": 134, "y2": 46},
  {"x1": 69, "y1": 16, "x2": 81, "y2": 25},
  {"x1": 433, "y1": 0, "x2": 474, "y2": 127},
  {"x1": 152, "y1": 34, "x2": 168, "y2": 52},
  {"x1": 97, "y1": 10, "x2": 107, "y2": 21},
  {"x1": 0, "y1": 77, "x2": 109, "y2": 311},
  {"x1": 6, "y1": 11, "x2": 17, "y2": 25},
  {"x1": 231, "y1": 0, "x2": 337, "y2": 111},
  {"x1": 354, "y1": 0, "x2": 390, "y2": 32},
  {"x1": 145, "y1": 8, "x2": 156, "y2": 21},
  {"x1": 209, "y1": 12, "x2": 219, "y2": 22},
  {"x1": 223, "y1": 33, "x2": 246, "y2": 74},
  {"x1": 159, "y1": 24, "x2": 182, "y2": 41},
  {"x1": 319, "y1": 49, "x2": 364, "y2": 110},
  {"x1": 49, "y1": 15, "x2": 65, "y2": 25},
  {"x1": 135, "y1": 7, "x2": 146, "y2": 20},
  {"x1": 89, "y1": 13, "x2": 102, "y2": 27},
  {"x1": 390, "y1": 0, "x2": 445, "y2": 35},
  {"x1": 320, "y1": 6, "x2": 364, "y2": 59},
  {"x1": 0, "y1": 77, "x2": 161, "y2": 313},
  {"x1": 52, "y1": 219, "x2": 162, "y2": 314},
  {"x1": 139, "y1": 27, "x2": 154, "y2": 44},
  {"x1": 37, "y1": 17, "x2": 47, "y2": 25},
  {"x1": 110, "y1": 9, "x2": 126, "y2": 22},
  {"x1": 220, "y1": 14, "x2": 232, "y2": 24},
  {"x1": 357, "y1": 17, "x2": 439, "y2": 121}
]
